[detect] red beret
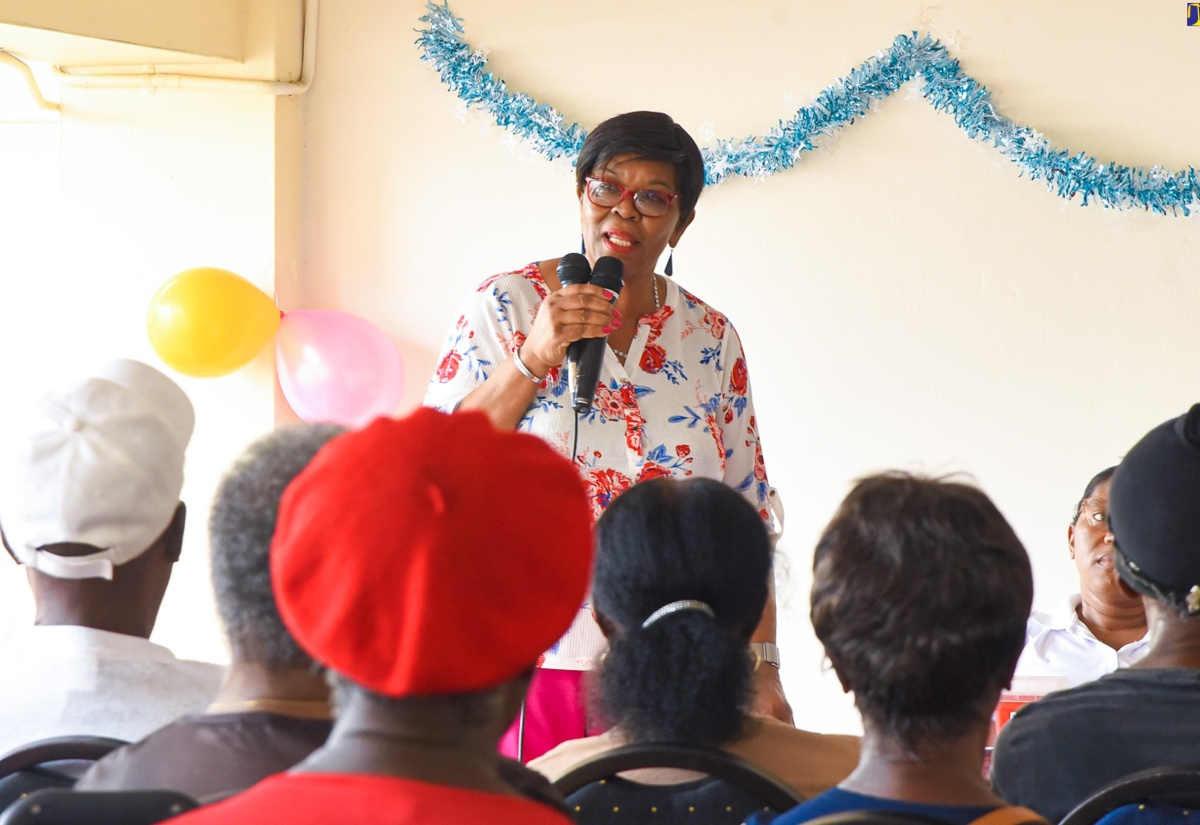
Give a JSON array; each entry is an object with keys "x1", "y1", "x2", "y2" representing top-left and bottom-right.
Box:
[{"x1": 270, "y1": 408, "x2": 593, "y2": 697}]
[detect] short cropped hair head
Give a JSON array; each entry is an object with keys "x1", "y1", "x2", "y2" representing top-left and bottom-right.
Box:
[
  {"x1": 575, "y1": 111, "x2": 706, "y2": 227},
  {"x1": 209, "y1": 423, "x2": 345, "y2": 668},
  {"x1": 811, "y1": 472, "x2": 1032, "y2": 752}
]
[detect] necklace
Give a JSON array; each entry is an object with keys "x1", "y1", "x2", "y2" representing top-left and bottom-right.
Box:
[
  {"x1": 610, "y1": 275, "x2": 661, "y2": 361},
  {"x1": 206, "y1": 697, "x2": 332, "y2": 719}
]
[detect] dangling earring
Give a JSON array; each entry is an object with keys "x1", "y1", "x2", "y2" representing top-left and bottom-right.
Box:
[{"x1": 665, "y1": 247, "x2": 674, "y2": 277}]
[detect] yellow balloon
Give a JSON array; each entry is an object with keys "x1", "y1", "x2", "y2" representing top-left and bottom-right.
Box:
[{"x1": 147, "y1": 267, "x2": 280, "y2": 378}]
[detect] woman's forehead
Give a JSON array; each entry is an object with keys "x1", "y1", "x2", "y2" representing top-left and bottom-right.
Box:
[{"x1": 594, "y1": 153, "x2": 678, "y2": 188}]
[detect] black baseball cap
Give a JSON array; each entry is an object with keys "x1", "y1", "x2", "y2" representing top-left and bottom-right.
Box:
[{"x1": 1110, "y1": 404, "x2": 1200, "y2": 615}]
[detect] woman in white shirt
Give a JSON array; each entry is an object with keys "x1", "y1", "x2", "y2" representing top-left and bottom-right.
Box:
[{"x1": 1015, "y1": 466, "x2": 1149, "y2": 688}]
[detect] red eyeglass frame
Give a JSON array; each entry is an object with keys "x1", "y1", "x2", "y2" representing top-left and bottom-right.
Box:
[{"x1": 584, "y1": 176, "x2": 679, "y2": 216}]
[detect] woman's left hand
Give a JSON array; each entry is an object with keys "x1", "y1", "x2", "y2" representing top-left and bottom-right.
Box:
[{"x1": 750, "y1": 665, "x2": 794, "y2": 726}]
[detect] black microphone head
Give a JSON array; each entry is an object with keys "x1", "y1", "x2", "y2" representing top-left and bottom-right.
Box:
[
  {"x1": 556, "y1": 253, "x2": 592, "y2": 287},
  {"x1": 590, "y1": 256, "x2": 624, "y2": 294}
]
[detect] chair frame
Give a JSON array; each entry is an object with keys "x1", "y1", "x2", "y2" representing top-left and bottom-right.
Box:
[
  {"x1": 0, "y1": 737, "x2": 128, "y2": 779},
  {"x1": 0, "y1": 788, "x2": 198, "y2": 825},
  {"x1": 1059, "y1": 765, "x2": 1200, "y2": 825},
  {"x1": 552, "y1": 741, "x2": 802, "y2": 814}
]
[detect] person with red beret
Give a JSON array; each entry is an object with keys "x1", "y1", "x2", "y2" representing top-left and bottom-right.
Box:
[{"x1": 169, "y1": 408, "x2": 594, "y2": 825}]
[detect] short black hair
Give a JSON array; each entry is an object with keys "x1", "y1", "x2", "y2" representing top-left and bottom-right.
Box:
[
  {"x1": 575, "y1": 111, "x2": 705, "y2": 227},
  {"x1": 1070, "y1": 465, "x2": 1117, "y2": 525},
  {"x1": 209, "y1": 423, "x2": 345, "y2": 668},
  {"x1": 592, "y1": 478, "x2": 771, "y2": 746},
  {"x1": 811, "y1": 472, "x2": 1032, "y2": 752}
]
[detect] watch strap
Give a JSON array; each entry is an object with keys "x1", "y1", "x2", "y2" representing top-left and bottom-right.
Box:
[{"x1": 750, "y1": 642, "x2": 781, "y2": 669}]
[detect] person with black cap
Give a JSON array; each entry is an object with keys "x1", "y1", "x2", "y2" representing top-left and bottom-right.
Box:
[
  {"x1": 992, "y1": 404, "x2": 1200, "y2": 822},
  {"x1": 167, "y1": 408, "x2": 593, "y2": 825}
]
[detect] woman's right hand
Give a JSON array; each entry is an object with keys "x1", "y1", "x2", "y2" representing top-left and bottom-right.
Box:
[{"x1": 520, "y1": 284, "x2": 621, "y2": 377}]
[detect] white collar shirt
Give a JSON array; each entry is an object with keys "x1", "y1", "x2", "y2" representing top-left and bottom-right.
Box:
[
  {"x1": 0, "y1": 625, "x2": 224, "y2": 755},
  {"x1": 1014, "y1": 594, "x2": 1149, "y2": 689}
]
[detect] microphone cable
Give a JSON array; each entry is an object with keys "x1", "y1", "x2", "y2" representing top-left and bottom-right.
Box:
[{"x1": 571, "y1": 408, "x2": 581, "y2": 474}]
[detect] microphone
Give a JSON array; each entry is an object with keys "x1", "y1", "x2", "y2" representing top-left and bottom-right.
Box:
[
  {"x1": 568, "y1": 256, "x2": 623, "y2": 413},
  {"x1": 556, "y1": 252, "x2": 591, "y2": 288}
]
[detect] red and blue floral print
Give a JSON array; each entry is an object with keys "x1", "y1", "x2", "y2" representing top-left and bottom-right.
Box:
[
  {"x1": 425, "y1": 263, "x2": 772, "y2": 523},
  {"x1": 425, "y1": 263, "x2": 775, "y2": 670}
]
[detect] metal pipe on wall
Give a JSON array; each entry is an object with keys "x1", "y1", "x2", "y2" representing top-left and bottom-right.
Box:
[{"x1": 52, "y1": 0, "x2": 319, "y2": 96}]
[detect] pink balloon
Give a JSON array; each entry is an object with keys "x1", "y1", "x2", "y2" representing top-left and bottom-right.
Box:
[{"x1": 275, "y1": 309, "x2": 404, "y2": 427}]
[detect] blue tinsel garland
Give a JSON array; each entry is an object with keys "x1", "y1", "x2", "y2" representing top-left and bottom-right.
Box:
[{"x1": 415, "y1": 1, "x2": 1199, "y2": 216}]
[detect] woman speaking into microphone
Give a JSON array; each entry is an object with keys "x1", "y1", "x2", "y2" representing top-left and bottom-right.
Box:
[{"x1": 425, "y1": 110, "x2": 787, "y2": 761}]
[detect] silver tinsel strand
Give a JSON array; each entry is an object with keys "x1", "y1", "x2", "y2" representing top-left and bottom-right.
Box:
[{"x1": 416, "y1": 2, "x2": 1199, "y2": 215}]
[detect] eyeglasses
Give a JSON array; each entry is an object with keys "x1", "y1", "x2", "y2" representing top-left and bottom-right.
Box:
[
  {"x1": 584, "y1": 176, "x2": 679, "y2": 218},
  {"x1": 1076, "y1": 498, "x2": 1111, "y2": 531}
]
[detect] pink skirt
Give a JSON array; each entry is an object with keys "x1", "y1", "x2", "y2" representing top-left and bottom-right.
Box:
[{"x1": 499, "y1": 668, "x2": 588, "y2": 763}]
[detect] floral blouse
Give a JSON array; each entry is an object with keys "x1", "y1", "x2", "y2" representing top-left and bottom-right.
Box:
[{"x1": 424, "y1": 263, "x2": 774, "y2": 668}]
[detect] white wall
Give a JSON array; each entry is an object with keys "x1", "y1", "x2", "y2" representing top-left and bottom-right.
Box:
[
  {"x1": 299, "y1": 0, "x2": 1200, "y2": 733},
  {"x1": 0, "y1": 72, "x2": 286, "y2": 665},
  {"x1": 1, "y1": 0, "x2": 1197, "y2": 736},
  {"x1": 0, "y1": 67, "x2": 62, "y2": 650}
]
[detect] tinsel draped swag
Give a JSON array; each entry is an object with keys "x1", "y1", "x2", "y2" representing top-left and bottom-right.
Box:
[{"x1": 415, "y1": 1, "x2": 1199, "y2": 215}]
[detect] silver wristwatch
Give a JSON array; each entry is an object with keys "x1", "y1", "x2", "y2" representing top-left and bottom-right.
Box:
[{"x1": 750, "y1": 642, "x2": 781, "y2": 669}]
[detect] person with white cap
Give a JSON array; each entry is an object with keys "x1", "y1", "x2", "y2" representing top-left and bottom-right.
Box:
[
  {"x1": 0, "y1": 359, "x2": 223, "y2": 754},
  {"x1": 992, "y1": 404, "x2": 1200, "y2": 822},
  {"x1": 169, "y1": 407, "x2": 593, "y2": 825}
]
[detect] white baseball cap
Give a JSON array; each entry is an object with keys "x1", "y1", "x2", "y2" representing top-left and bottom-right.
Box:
[{"x1": 0, "y1": 359, "x2": 194, "y2": 580}]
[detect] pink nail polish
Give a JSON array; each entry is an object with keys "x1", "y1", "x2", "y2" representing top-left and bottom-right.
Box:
[
  {"x1": 603, "y1": 290, "x2": 616, "y2": 300},
  {"x1": 602, "y1": 325, "x2": 612, "y2": 334}
]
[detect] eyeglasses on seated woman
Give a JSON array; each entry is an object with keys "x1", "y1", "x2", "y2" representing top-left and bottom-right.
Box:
[{"x1": 1011, "y1": 466, "x2": 1148, "y2": 693}]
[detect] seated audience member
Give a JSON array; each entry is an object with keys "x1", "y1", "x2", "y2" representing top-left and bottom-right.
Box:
[
  {"x1": 0, "y1": 359, "x2": 222, "y2": 753},
  {"x1": 993, "y1": 406, "x2": 1200, "y2": 822},
  {"x1": 169, "y1": 408, "x2": 593, "y2": 825},
  {"x1": 531, "y1": 477, "x2": 859, "y2": 799},
  {"x1": 763, "y1": 473, "x2": 1043, "y2": 825},
  {"x1": 1013, "y1": 466, "x2": 1147, "y2": 688},
  {"x1": 76, "y1": 424, "x2": 344, "y2": 799}
]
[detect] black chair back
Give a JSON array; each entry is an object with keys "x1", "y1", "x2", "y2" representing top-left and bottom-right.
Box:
[
  {"x1": 553, "y1": 742, "x2": 802, "y2": 825},
  {"x1": 0, "y1": 737, "x2": 127, "y2": 813},
  {"x1": 1060, "y1": 765, "x2": 1200, "y2": 825},
  {"x1": 0, "y1": 788, "x2": 198, "y2": 825}
]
